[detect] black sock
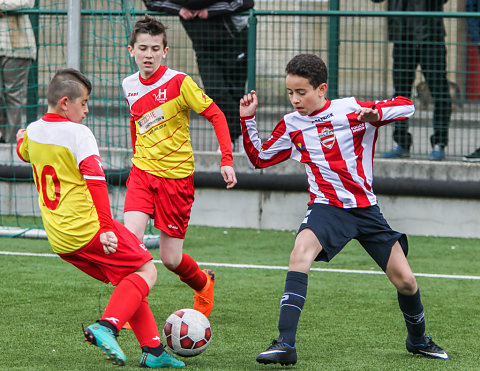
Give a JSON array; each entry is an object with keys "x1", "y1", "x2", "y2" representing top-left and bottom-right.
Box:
[
  {"x1": 142, "y1": 345, "x2": 165, "y2": 357},
  {"x1": 277, "y1": 271, "x2": 308, "y2": 347},
  {"x1": 97, "y1": 320, "x2": 119, "y2": 336},
  {"x1": 397, "y1": 289, "x2": 425, "y2": 342}
]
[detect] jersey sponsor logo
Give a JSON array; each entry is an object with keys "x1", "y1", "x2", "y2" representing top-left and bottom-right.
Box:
[
  {"x1": 136, "y1": 106, "x2": 165, "y2": 134},
  {"x1": 127, "y1": 92, "x2": 138, "y2": 97},
  {"x1": 153, "y1": 88, "x2": 167, "y2": 103},
  {"x1": 350, "y1": 122, "x2": 366, "y2": 134},
  {"x1": 319, "y1": 127, "x2": 335, "y2": 149},
  {"x1": 312, "y1": 112, "x2": 334, "y2": 123}
]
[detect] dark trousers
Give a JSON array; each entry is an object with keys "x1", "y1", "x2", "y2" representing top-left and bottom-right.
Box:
[
  {"x1": 182, "y1": 18, "x2": 248, "y2": 139},
  {"x1": 392, "y1": 40, "x2": 451, "y2": 148}
]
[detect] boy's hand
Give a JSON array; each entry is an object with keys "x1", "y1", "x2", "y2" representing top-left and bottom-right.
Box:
[
  {"x1": 16, "y1": 129, "x2": 26, "y2": 142},
  {"x1": 240, "y1": 90, "x2": 258, "y2": 117},
  {"x1": 100, "y1": 231, "x2": 118, "y2": 254},
  {"x1": 221, "y1": 165, "x2": 237, "y2": 189},
  {"x1": 355, "y1": 107, "x2": 380, "y2": 122}
]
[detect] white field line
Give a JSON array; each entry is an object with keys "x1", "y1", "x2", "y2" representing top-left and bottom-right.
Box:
[{"x1": 1, "y1": 250, "x2": 479, "y2": 280}]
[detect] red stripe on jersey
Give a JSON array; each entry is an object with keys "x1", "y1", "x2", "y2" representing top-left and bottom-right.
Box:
[
  {"x1": 241, "y1": 115, "x2": 258, "y2": 159},
  {"x1": 129, "y1": 73, "x2": 185, "y2": 122},
  {"x1": 129, "y1": 116, "x2": 136, "y2": 154},
  {"x1": 16, "y1": 138, "x2": 26, "y2": 162},
  {"x1": 136, "y1": 125, "x2": 184, "y2": 149},
  {"x1": 316, "y1": 121, "x2": 370, "y2": 206},
  {"x1": 355, "y1": 97, "x2": 414, "y2": 127},
  {"x1": 241, "y1": 117, "x2": 291, "y2": 168},
  {"x1": 346, "y1": 113, "x2": 372, "y2": 193},
  {"x1": 290, "y1": 129, "x2": 341, "y2": 207},
  {"x1": 145, "y1": 154, "x2": 194, "y2": 174}
]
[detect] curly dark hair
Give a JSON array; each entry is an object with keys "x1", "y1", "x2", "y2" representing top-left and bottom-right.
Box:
[{"x1": 285, "y1": 54, "x2": 328, "y2": 88}]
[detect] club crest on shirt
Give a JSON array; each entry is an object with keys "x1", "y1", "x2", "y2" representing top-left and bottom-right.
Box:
[
  {"x1": 153, "y1": 88, "x2": 167, "y2": 103},
  {"x1": 319, "y1": 127, "x2": 335, "y2": 149}
]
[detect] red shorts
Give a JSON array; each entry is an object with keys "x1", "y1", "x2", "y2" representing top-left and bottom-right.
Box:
[
  {"x1": 124, "y1": 165, "x2": 195, "y2": 239},
  {"x1": 59, "y1": 220, "x2": 153, "y2": 286}
]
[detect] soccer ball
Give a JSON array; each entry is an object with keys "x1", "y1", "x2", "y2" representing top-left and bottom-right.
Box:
[{"x1": 162, "y1": 308, "x2": 212, "y2": 357}]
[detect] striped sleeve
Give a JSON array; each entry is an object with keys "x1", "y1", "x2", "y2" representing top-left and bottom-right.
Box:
[
  {"x1": 241, "y1": 115, "x2": 293, "y2": 169},
  {"x1": 355, "y1": 96, "x2": 415, "y2": 127}
]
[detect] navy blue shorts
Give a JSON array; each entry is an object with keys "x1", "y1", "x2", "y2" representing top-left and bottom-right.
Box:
[{"x1": 297, "y1": 203, "x2": 408, "y2": 271}]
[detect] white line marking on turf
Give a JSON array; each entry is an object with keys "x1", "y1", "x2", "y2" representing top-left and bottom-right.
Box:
[{"x1": 1, "y1": 251, "x2": 479, "y2": 280}]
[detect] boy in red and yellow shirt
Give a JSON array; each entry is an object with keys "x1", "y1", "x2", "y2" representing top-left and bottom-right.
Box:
[
  {"x1": 122, "y1": 15, "x2": 237, "y2": 318},
  {"x1": 17, "y1": 68, "x2": 184, "y2": 368}
]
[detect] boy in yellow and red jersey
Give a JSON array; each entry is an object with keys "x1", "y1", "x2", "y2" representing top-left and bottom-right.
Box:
[
  {"x1": 122, "y1": 15, "x2": 237, "y2": 318},
  {"x1": 16, "y1": 68, "x2": 185, "y2": 368}
]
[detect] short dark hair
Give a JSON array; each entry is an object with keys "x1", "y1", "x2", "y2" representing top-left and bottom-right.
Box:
[
  {"x1": 47, "y1": 68, "x2": 92, "y2": 107},
  {"x1": 285, "y1": 54, "x2": 328, "y2": 88},
  {"x1": 129, "y1": 15, "x2": 168, "y2": 48}
]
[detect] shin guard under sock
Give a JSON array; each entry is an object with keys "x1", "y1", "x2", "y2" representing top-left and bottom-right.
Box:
[
  {"x1": 101, "y1": 273, "x2": 149, "y2": 332},
  {"x1": 171, "y1": 253, "x2": 207, "y2": 291},
  {"x1": 278, "y1": 270, "x2": 308, "y2": 347},
  {"x1": 128, "y1": 297, "x2": 162, "y2": 348},
  {"x1": 398, "y1": 289, "x2": 425, "y2": 341}
]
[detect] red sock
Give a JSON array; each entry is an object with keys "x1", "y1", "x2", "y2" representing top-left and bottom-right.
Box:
[
  {"x1": 171, "y1": 253, "x2": 207, "y2": 291},
  {"x1": 128, "y1": 297, "x2": 161, "y2": 348},
  {"x1": 101, "y1": 273, "x2": 149, "y2": 332}
]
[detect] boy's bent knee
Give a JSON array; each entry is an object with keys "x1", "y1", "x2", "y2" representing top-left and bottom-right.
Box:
[
  {"x1": 395, "y1": 274, "x2": 417, "y2": 295},
  {"x1": 136, "y1": 260, "x2": 157, "y2": 289}
]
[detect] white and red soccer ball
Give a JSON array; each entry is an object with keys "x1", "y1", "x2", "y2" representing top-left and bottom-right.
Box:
[{"x1": 162, "y1": 308, "x2": 212, "y2": 357}]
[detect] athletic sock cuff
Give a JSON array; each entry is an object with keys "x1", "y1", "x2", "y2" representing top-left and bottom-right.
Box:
[
  {"x1": 285, "y1": 271, "x2": 308, "y2": 296},
  {"x1": 397, "y1": 289, "x2": 423, "y2": 315},
  {"x1": 124, "y1": 273, "x2": 150, "y2": 298}
]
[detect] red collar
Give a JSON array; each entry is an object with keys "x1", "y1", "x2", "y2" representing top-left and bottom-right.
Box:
[
  {"x1": 42, "y1": 113, "x2": 71, "y2": 122},
  {"x1": 139, "y1": 65, "x2": 167, "y2": 85},
  {"x1": 309, "y1": 99, "x2": 331, "y2": 116}
]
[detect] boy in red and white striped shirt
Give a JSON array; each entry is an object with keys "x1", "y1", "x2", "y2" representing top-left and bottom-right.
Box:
[{"x1": 240, "y1": 54, "x2": 449, "y2": 365}]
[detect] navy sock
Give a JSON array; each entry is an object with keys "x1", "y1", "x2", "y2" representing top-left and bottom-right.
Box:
[
  {"x1": 397, "y1": 289, "x2": 425, "y2": 342},
  {"x1": 277, "y1": 271, "x2": 308, "y2": 347}
]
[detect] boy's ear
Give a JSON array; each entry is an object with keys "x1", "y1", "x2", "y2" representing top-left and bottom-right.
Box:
[
  {"x1": 58, "y1": 96, "x2": 69, "y2": 111},
  {"x1": 318, "y1": 83, "x2": 328, "y2": 96},
  {"x1": 127, "y1": 45, "x2": 134, "y2": 57},
  {"x1": 162, "y1": 46, "x2": 169, "y2": 59}
]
